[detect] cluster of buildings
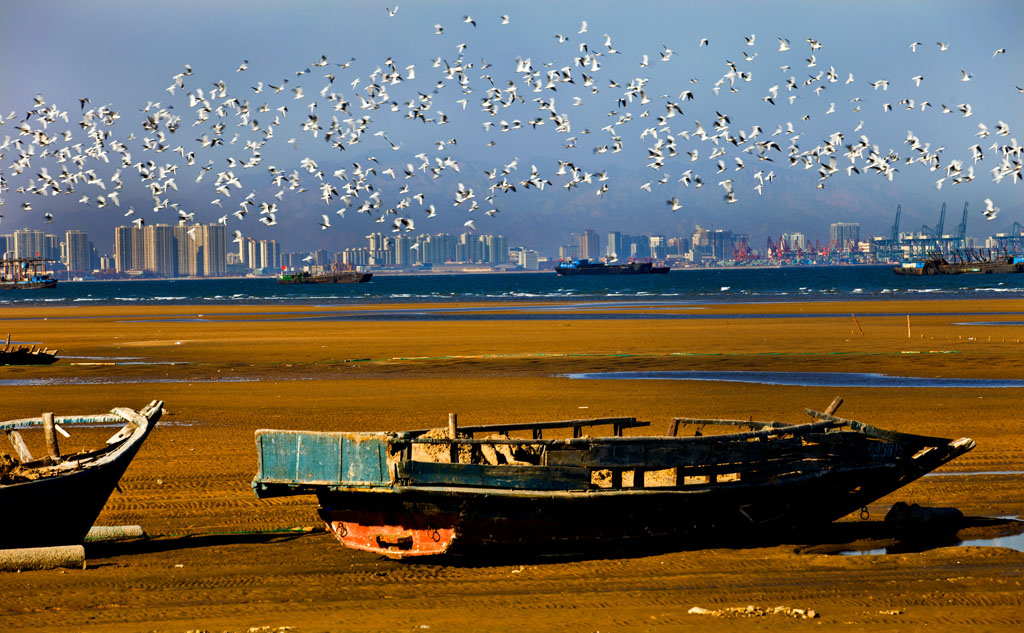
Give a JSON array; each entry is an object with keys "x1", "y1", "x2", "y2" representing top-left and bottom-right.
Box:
[
  {"x1": 3, "y1": 225, "x2": 241, "y2": 279},
  {"x1": 3, "y1": 217, "x2": 1022, "y2": 279},
  {"x1": 0, "y1": 225, "x2": 534, "y2": 278}
]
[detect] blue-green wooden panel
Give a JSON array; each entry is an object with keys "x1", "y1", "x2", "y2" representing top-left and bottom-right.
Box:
[
  {"x1": 258, "y1": 432, "x2": 304, "y2": 482},
  {"x1": 256, "y1": 431, "x2": 390, "y2": 486},
  {"x1": 296, "y1": 433, "x2": 343, "y2": 484},
  {"x1": 341, "y1": 435, "x2": 389, "y2": 484}
]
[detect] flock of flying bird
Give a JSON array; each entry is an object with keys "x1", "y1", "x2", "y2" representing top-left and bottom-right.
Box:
[{"x1": 0, "y1": 8, "x2": 1020, "y2": 250}]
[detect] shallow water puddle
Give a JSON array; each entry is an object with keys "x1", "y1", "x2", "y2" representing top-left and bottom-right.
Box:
[
  {"x1": 563, "y1": 370, "x2": 1024, "y2": 388},
  {"x1": 0, "y1": 377, "x2": 260, "y2": 386},
  {"x1": 927, "y1": 470, "x2": 1024, "y2": 477},
  {"x1": 842, "y1": 523, "x2": 1024, "y2": 555}
]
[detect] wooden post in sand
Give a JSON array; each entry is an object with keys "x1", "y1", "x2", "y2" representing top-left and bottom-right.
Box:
[
  {"x1": 448, "y1": 413, "x2": 458, "y2": 463},
  {"x1": 907, "y1": 314, "x2": 911, "y2": 339},
  {"x1": 42, "y1": 412, "x2": 60, "y2": 459}
]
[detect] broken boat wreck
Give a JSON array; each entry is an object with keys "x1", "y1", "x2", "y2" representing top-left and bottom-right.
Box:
[
  {"x1": 1, "y1": 401, "x2": 163, "y2": 548},
  {"x1": 252, "y1": 399, "x2": 974, "y2": 559}
]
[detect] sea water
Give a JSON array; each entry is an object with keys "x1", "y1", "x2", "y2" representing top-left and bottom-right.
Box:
[{"x1": 4, "y1": 264, "x2": 1024, "y2": 308}]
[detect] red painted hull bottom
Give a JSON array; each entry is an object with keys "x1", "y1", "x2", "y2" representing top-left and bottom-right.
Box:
[{"x1": 321, "y1": 509, "x2": 458, "y2": 558}]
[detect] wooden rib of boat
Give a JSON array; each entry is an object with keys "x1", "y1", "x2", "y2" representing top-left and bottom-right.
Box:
[
  {"x1": 251, "y1": 398, "x2": 974, "y2": 559},
  {"x1": 0, "y1": 400, "x2": 163, "y2": 548}
]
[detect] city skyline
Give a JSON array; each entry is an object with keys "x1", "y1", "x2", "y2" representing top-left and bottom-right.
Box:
[{"x1": 7, "y1": 210, "x2": 1023, "y2": 279}]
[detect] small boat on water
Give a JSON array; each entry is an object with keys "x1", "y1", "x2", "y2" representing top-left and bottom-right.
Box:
[
  {"x1": 251, "y1": 398, "x2": 973, "y2": 559},
  {"x1": 278, "y1": 264, "x2": 372, "y2": 284},
  {"x1": 555, "y1": 258, "x2": 669, "y2": 276},
  {"x1": 0, "y1": 334, "x2": 58, "y2": 365},
  {"x1": 0, "y1": 257, "x2": 58, "y2": 289},
  {"x1": 0, "y1": 400, "x2": 163, "y2": 548},
  {"x1": 894, "y1": 251, "x2": 1024, "y2": 275}
]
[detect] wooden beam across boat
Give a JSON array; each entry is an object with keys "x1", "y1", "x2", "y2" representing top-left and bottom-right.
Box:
[{"x1": 404, "y1": 416, "x2": 649, "y2": 439}]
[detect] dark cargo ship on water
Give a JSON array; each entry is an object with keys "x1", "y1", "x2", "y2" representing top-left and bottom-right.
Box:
[
  {"x1": 894, "y1": 251, "x2": 1024, "y2": 275},
  {"x1": 278, "y1": 265, "x2": 372, "y2": 284},
  {"x1": 555, "y1": 259, "x2": 669, "y2": 276}
]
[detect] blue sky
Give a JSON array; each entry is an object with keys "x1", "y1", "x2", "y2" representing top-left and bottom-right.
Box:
[{"x1": 1, "y1": 0, "x2": 1021, "y2": 254}]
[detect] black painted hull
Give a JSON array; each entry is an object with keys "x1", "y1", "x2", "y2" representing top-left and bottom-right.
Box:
[{"x1": 316, "y1": 459, "x2": 951, "y2": 557}]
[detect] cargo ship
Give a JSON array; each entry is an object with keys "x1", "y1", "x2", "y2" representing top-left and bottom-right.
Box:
[
  {"x1": 894, "y1": 252, "x2": 1024, "y2": 275},
  {"x1": 278, "y1": 265, "x2": 372, "y2": 284},
  {"x1": 555, "y1": 259, "x2": 669, "y2": 276}
]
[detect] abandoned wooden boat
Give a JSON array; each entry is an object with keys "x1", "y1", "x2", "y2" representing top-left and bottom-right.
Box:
[
  {"x1": 0, "y1": 400, "x2": 163, "y2": 548},
  {"x1": 0, "y1": 334, "x2": 58, "y2": 365},
  {"x1": 251, "y1": 400, "x2": 974, "y2": 559}
]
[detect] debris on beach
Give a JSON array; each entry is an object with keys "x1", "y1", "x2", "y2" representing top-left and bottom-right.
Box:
[{"x1": 688, "y1": 605, "x2": 819, "y2": 619}]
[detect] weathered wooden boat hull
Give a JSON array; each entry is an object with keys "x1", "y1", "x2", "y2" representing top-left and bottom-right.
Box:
[
  {"x1": 315, "y1": 451, "x2": 967, "y2": 557},
  {"x1": 1, "y1": 454, "x2": 144, "y2": 547},
  {"x1": 253, "y1": 409, "x2": 974, "y2": 559},
  {"x1": 0, "y1": 349, "x2": 59, "y2": 365},
  {"x1": 0, "y1": 336, "x2": 59, "y2": 365},
  {"x1": 0, "y1": 401, "x2": 163, "y2": 548}
]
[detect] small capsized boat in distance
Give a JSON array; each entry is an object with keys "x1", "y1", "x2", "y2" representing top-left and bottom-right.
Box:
[
  {"x1": 251, "y1": 398, "x2": 973, "y2": 559},
  {"x1": 0, "y1": 401, "x2": 163, "y2": 548}
]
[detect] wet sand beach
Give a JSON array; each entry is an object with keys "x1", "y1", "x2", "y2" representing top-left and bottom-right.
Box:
[{"x1": 1, "y1": 298, "x2": 1023, "y2": 632}]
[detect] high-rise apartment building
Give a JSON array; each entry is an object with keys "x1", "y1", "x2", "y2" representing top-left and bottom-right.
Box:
[
  {"x1": 260, "y1": 239, "x2": 278, "y2": 271},
  {"x1": 782, "y1": 232, "x2": 807, "y2": 250},
  {"x1": 485, "y1": 234, "x2": 508, "y2": 264},
  {"x1": 394, "y1": 234, "x2": 413, "y2": 266},
  {"x1": 202, "y1": 223, "x2": 226, "y2": 277},
  {"x1": 64, "y1": 230, "x2": 91, "y2": 274},
  {"x1": 830, "y1": 223, "x2": 860, "y2": 250},
  {"x1": 173, "y1": 224, "x2": 203, "y2": 276},
  {"x1": 579, "y1": 229, "x2": 600, "y2": 260},
  {"x1": 13, "y1": 229, "x2": 49, "y2": 260},
  {"x1": 144, "y1": 224, "x2": 177, "y2": 277},
  {"x1": 606, "y1": 231, "x2": 625, "y2": 260}
]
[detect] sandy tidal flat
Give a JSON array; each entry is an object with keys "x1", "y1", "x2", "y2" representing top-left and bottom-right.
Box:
[{"x1": 1, "y1": 298, "x2": 1023, "y2": 632}]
